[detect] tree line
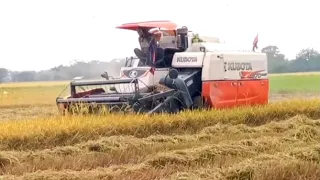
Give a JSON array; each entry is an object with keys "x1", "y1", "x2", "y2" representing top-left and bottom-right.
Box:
[
  {"x1": 261, "y1": 45, "x2": 320, "y2": 73},
  {"x1": 0, "y1": 45, "x2": 319, "y2": 82},
  {"x1": 0, "y1": 59, "x2": 126, "y2": 82}
]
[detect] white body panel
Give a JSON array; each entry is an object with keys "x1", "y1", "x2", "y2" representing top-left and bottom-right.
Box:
[
  {"x1": 115, "y1": 67, "x2": 169, "y2": 93},
  {"x1": 202, "y1": 52, "x2": 268, "y2": 81},
  {"x1": 116, "y1": 67, "x2": 150, "y2": 93},
  {"x1": 201, "y1": 54, "x2": 224, "y2": 80},
  {"x1": 171, "y1": 52, "x2": 204, "y2": 68},
  {"x1": 171, "y1": 42, "x2": 268, "y2": 81},
  {"x1": 153, "y1": 68, "x2": 170, "y2": 83}
]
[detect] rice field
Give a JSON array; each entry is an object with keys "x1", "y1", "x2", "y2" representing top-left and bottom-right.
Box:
[
  {"x1": 269, "y1": 72, "x2": 320, "y2": 94},
  {"x1": 0, "y1": 72, "x2": 320, "y2": 179}
]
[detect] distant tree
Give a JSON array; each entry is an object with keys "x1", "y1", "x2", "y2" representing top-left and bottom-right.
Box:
[
  {"x1": 11, "y1": 71, "x2": 36, "y2": 82},
  {"x1": 295, "y1": 48, "x2": 320, "y2": 71},
  {"x1": 296, "y1": 48, "x2": 319, "y2": 61},
  {"x1": 261, "y1": 45, "x2": 289, "y2": 73},
  {"x1": 261, "y1": 45, "x2": 280, "y2": 56},
  {"x1": 0, "y1": 68, "x2": 9, "y2": 82}
]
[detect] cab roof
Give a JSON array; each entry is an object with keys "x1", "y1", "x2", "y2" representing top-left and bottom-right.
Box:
[{"x1": 116, "y1": 20, "x2": 177, "y2": 31}]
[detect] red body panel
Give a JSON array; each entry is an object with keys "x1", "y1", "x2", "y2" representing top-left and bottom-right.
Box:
[
  {"x1": 202, "y1": 81, "x2": 238, "y2": 108},
  {"x1": 202, "y1": 79, "x2": 269, "y2": 109},
  {"x1": 236, "y1": 79, "x2": 269, "y2": 106}
]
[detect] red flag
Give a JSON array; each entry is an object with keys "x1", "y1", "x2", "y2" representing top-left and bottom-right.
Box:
[{"x1": 252, "y1": 34, "x2": 258, "y2": 52}]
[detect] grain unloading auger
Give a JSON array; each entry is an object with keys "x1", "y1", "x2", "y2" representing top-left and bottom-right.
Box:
[{"x1": 56, "y1": 20, "x2": 270, "y2": 115}]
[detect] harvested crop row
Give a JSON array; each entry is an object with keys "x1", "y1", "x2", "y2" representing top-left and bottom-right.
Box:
[
  {"x1": 3, "y1": 141, "x2": 320, "y2": 180},
  {"x1": 0, "y1": 99, "x2": 319, "y2": 151},
  {"x1": 0, "y1": 115, "x2": 312, "y2": 175},
  {"x1": 4, "y1": 157, "x2": 319, "y2": 180},
  {"x1": 1, "y1": 115, "x2": 320, "y2": 179}
]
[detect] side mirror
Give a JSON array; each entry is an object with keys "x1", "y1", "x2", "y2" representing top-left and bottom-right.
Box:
[
  {"x1": 101, "y1": 72, "x2": 109, "y2": 80},
  {"x1": 200, "y1": 47, "x2": 206, "y2": 52}
]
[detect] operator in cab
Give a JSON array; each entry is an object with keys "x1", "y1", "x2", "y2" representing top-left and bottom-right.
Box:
[
  {"x1": 147, "y1": 28, "x2": 163, "y2": 66},
  {"x1": 134, "y1": 28, "x2": 150, "y2": 62},
  {"x1": 134, "y1": 27, "x2": 164, "y2": 67}
]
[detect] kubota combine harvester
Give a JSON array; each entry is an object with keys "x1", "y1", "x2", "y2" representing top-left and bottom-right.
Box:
[{"x1": 56, "y1": 20, "x2": 269, "y2": 114}]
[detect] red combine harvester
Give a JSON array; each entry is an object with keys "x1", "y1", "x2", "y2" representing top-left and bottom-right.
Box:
[{"x1": 56, "y1": 20, "x2": 269, "y2": 114}]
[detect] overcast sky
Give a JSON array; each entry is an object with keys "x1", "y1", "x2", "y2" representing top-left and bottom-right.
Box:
[{"x1": 0, "y1": 0, "x2": 318, "y2": 71}]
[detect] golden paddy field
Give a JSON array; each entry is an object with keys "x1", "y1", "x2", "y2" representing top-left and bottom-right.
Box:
[{"x1": 0, "y1": 72, "x2": 319, "y2": 179}]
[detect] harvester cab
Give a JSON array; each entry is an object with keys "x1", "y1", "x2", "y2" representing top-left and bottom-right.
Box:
[
  {"x1": 102, "y1": 21, "x2": 192, "y2": 94},
  {"x1": 56, "y1": 20, "x2": 269, "y2": 115}
]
